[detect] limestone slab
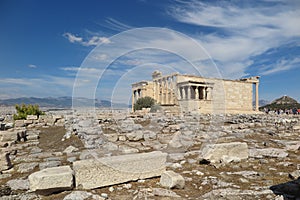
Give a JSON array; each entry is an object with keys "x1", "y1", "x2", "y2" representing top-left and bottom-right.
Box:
[
  {"x1": 249, "y1": 148, "x2": 288, "y2": 159},
  {"x1": 14, "y1": 120, "x2": 25, "y2": 127},
  {"x1": 28, "y1": 166, "x2": 73, "y2": 193},
  {"x1": 73, "y1": 151, "x2": 167, "y2": 189},
  {"x1": 0, "y1": 131, "x2": 18, "y2": 142},
  {"x1": 7, "y1": 179, "x2": 29, "y2": 190},
  {"x1": 26, "y1": 115, "x2": 38, "y2": 120},
  {"x1": 201, "y1": 142, "x2": 249, "y2": 163}
]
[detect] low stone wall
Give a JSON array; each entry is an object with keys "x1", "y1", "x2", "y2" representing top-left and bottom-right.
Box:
[{"x1": 14, "y1": 114, "x2": 65, "y2": 128}]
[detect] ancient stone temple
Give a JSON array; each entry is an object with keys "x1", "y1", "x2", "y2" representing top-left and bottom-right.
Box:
[{"x1": 132, "y1": 71, "x2": 260, "y2": 114}]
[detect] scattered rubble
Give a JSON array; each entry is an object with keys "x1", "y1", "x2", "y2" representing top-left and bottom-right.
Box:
[{"x1": 0, "y1": 108, "x2": 299, "y2": 199}]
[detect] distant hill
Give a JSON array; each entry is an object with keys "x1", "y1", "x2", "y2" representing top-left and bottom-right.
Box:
[
  {"x1": 260, "y1": 95, "x2": 300, "y2": 110},
  {"x1": 253, "y1": 99, "x2": 270, "y2": 107},
  {"x1": 0, "y1": 97, "x2": 128, "y2": 108}
]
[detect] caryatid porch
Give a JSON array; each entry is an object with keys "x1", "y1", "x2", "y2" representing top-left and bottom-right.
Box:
[{"x1": 177, "y1": 81, "x2": 213, "y2": 101}]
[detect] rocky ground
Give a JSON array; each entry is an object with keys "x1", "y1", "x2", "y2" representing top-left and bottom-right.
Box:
[{"x1": 0, "y1": 108, "x2": 299, "y2": 200}]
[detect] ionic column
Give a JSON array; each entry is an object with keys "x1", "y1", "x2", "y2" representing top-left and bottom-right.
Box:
[
  {"x1": 169, "y1": 80, "x2": 173, "y2": 104},
  {"x1": 165, "y1": 78, "x2": 169, "y2": 104},
  {"x1": 169, "y1": 77, "x2": 173, "y2": 104},
  {"x1": 132, "y1": 90, "x2": 135, "y2": 112},
  {"x1": 203, "y1": 87, "x2": 206, "y2": 100},
  {"x1": 161, "y1": 80, "x2": 165, "y2": 104},
  {"x1": 156, "y1": 81, "x2": 159, "y2": 102},
  {"x1": 158, "y1": 79, "x2": 163, "y2": 104},
  {"x1": 157, "y1": 81, "x2": 161, "y2": 104},
  {"x1": 255, "y1": 83, "x2": 259, "y2": 111},
  {"x1": 153, "y1": 81, "x2": 156, "y2": 102}
]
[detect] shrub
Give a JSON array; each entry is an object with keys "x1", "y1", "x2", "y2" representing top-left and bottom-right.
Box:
[
  {"x1": 13, "y1": 104, "x2": 45, "y2": 120},
  {"x1": 134, "y1": 96, "x2": 155, "y2": 111}
]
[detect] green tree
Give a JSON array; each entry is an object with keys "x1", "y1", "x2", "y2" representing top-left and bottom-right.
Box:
[
  {"x1": 134, "y1": 96, "x2": 155, "y2": 111},
  {"x1": 13, "y1": 104, "x2": 45, "y2": 120}
]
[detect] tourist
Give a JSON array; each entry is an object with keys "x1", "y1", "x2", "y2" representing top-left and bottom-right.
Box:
[{"x1": 292, "y1": 108, "x2": 298, "y2": 115}]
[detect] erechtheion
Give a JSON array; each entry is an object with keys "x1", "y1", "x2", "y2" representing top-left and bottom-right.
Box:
[{"x1": 132, "y1": 71, "x2": 260, "y2": 114}]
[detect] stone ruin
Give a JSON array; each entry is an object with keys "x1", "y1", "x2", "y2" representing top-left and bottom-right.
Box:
[{"x1": 0, "y1": 107, "x2": 300, "y2": 199}]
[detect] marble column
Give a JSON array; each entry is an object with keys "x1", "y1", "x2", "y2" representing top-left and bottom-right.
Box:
[
  {"x1": 153, "y1": 81, "x2": 156, "y2": 102},
  {"x1": 169, "y1": 78, "x2": 173, "y2": 104},
  {"x1": 165, "y1": 78, "x2": 169, "y2": 104},
  {"x1": 159, "y1": 80, "x2": 162, "y2": 104},
  {"x1": 255, "y1": 83, "x2": 259, "y2": 111},
  {"x1": 132, "y1": 90, "x2": 135, "y2": 112},
  {"x1": 161, "y1": 80, "x2": 165, "y2": 104}
]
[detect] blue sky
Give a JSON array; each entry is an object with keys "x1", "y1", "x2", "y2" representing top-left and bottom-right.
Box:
[{"x1": 0, "y1": 0, "x2": 299, "y2": 104}]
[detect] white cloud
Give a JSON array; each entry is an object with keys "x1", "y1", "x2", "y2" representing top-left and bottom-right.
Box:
[
  {"x1": 60, "y1": 67, "x2": 99, "y2": 72},
  {"x1": 90, "y1": 53, "x2": 109, "y2": 61},
  {"x1": 104, "y1": 17, "x2": 134, "y2": 31},
  {"x1": 84, "y1": 36, "x2": 111, "y2": 46},
  {"x1": 63, "y1": 33, "x2": 83, "y2": 43},
  {"x1": 0, "y1": 78, "x2": 34, "y2": 85},
  {"x1": 63, "y1": 32, "x2": 110, "y2": 46},
  {"x1": 260, "y1": 57, "x2": 300, "y2": 75},
  {"x1": 28, "y1": 64, "x2": 37, "y2": 68},
  {"x1": 60, "y1": 67, "x2": 79, "y2": 71},
  {"x1": 169, "y1": 1, "x2": 300, "y2": 77}
]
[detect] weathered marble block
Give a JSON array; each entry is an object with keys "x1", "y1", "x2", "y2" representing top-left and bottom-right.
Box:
[
  {"x1": 201, "y1": 142, "x2": 249, "y2": 163},
  {"x1": 73, "y1": 151, "x2": 167, "y2": 189},
  {"x1": 28, "y1": 166, "x2": 73, "y2": 193}
]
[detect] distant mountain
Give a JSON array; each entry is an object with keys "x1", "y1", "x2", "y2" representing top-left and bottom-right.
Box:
[
  {"x1": 0, "y1": 97, "x2": 128, "y2": 108},
  {"x1": 259, "y1": 99, "x2": 270, "y2": 107},
  {"x1": 253, "y1": 99, "x2": 270, "y2": 107},
  {"x1": 260, "y1": 95, "x2": 300, "y2": 110},
  {"x1": 271, "y1": 95, "x2": 298, "y2": 105}
]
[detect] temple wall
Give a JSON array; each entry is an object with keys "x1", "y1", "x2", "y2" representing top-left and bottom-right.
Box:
[{"x1": 223, "y1": 81, "x2": 253, "y2": 112}]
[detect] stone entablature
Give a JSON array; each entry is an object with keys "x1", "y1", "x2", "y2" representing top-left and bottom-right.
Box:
[{"x1": 132, "y1": 71, "x2": 260, "y2": 114}]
